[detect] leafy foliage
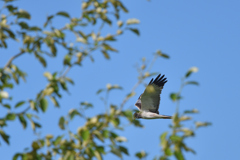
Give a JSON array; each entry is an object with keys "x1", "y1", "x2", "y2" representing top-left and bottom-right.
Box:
[{"x1": 0, "y1": 0, "x2": 210, "y2": 159}]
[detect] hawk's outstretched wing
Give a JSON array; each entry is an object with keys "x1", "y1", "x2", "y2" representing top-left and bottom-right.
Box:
[{"x1": 135, "y1": 74, "x2": 167, "y2": 114}]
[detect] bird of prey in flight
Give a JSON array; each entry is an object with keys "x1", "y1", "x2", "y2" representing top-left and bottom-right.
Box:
[{"x1": 133, "y1": 74, "x2": 172, "y2": 119}]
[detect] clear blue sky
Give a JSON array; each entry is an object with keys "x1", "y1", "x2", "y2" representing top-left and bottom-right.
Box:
[{"x1": 1, "y1": 0, "x2": 240, "y2": 159}]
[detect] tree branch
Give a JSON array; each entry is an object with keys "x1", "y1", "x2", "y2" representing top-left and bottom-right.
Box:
[{"x1": 4, "y1": 51, "x2": 25, "y2": 69}]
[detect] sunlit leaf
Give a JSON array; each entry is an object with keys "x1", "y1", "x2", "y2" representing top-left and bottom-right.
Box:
[
  {"x1": 126, "y1": 92, "x2": 136, "y2": 98},
  {"x1": 115, "y1": 136, "x2": 127, "y2": 142},
  {"x1": 94, "y1": 150, "x2": 102, "y2": 160},
  {"x1": 195, "y1": 122, "x2": 212, "y2": 128},
  {"x1": 50, "y1": 96, "x2": 59, "y2": 107},
  {"x1": 135, "y1": 151, "x2": 147, "y2": 159},
  {"x1": 185, "y1": 67, "x2": 199, "y2": 78},
  {"x1": 43, "y1": 72, "x2": 52, "y2": 80},
  {"x1": 0, "y1": 91, "x2": 9, "y2": 99},
  {"x1": 126, "y1": 18, "x2": 140, "y2": 25}
]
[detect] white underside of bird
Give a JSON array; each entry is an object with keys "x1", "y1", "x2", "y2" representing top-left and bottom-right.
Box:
[{"x1": 137, "y1": 111, "x2": 172, "y2": 119}]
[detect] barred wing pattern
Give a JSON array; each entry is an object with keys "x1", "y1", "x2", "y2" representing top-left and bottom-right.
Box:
[{"x1": 135, "y1": 74, "x2": 167, "y2": 114}]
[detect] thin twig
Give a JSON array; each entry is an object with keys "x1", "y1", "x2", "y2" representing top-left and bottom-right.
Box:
[
  {"x1": 119, "y1": 80, "x2": 141, "y2": 111},
  {"x1": 4, "y1": 51, "x2": 25, "y2": 69},
  {"x1": 16, "y1": 106, "x2": 31, "y2": 115}
]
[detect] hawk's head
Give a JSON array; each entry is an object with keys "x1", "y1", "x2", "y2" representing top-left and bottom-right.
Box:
[{"x1": 133, "y1": 112, "x2": 141, "y2": 119}]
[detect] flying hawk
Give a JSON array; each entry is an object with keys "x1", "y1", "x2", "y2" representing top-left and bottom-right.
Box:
[{"x1": 133, "y1": 74, "x2": 172, "y2": 119}]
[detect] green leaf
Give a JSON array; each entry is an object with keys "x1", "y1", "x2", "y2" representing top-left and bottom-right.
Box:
[
  {"x1": 68, "y1": 109, "x2": 82, "y2": 120},
  {"x1": 174, "y1": 151, "x2": 184, "y2": 160},
  {"x1": 156, "y1": 50, "x2": 170, "y2": 59},
  {"x1": 170, "y1": 93, "x2": 177, "y2": 101},
  {"x1": 34, "y1": 52, "x2": 47, "y2": 67},
  {"x1": 63, "y1": 55, "x2": 71, "y2": 66},
  {"x1": 111, "y1": 118, "x2": 120, "y2": 127},
  {"x1": 170, "y1": 93, "x2": 181, "y2": 102},
  {"x1": 6, "y1": 113, "x2": 16, "y2": 121},
  {"x1": 31, "y1": 121, "x2": 41, "y2": 131},
  {"x1": 44, "y1": 15, "x2": 54, "y2": 27},
  {"x1": 96, "y1": 146, "x2": 105, "y2": 154},
  {"x1": 56, "y1": 11, "x2": 70, "y2": 18},
  {"x1": 29, "y1": 26, "x2": 41, "y2": 31},
  {"x1": 0, "y1": 129, "x2": 10, "y2": 145},
  {"x1": 129, "y1": 28, "x2": 140, "y2": 36},
  {"x1": 110, "y1": 146, "x2": 122, "y2": 158},
  {"x1": 102, "y1": 130, "x2": 109, "y2": 138},
  {"x1": 18, "y1": 22, "x2": 29, "y2": 29},
  {"x1": 195, "y1": 122, "x2": 212, "y2": 128},
  {"x1": 13, "y1": 153, "x2": 22, "y2": 160},
  {"x1": 96, "y1": 89, "x2": 105, "y2": 94},
  {"x1": 2, "y1": 27, "x2": 16, "y2": 39},
  {"x1": 50, "y1": 96, "x2": 59, "y2": 107},
  {"x1": 170, "y1": 135, "x2": 182, "y2": 142},
  {"x1": 65, "y1": 77, "x2": 74, "y2": 85},
  {"x1": 16, "y1": 9, "x2": 31, "y2": 19},
  {"x1": 3, "y1": 104, "x2": 11, "y2": 109},
  {"x1": 101, "y1": 50, "x2": 110, "y2": 59},
  {"x1": 102, "y1": 43, "x2": 118, "y2": 52},
  {"x1": 80, "y1": 102, "x2": 93, "y2": 109},
  {"x1": 39, "y1": 98, "x2": 48, "y2": 112},
  {"x1": 81, "y1": 129, "x2": 90, "y2": 140},
  {"x1": 135, "y1": 151, "x2": 147, "y2": 159},
  {"x1": 53, "y1": 135, "x2": 63, "y2": 146},
  {"x1": 58, "y1": 116, "x2": 65, "y2": 130},
  {"x1": 18, "y1": 114, "x2": 27, "y2": 129},
  {"x1": 15, "y1": 101, "x2": 25, "y2": 108},
  {"x1": 118, "y1": 1, "x2": 128, "y2": 13},
  {"x1": 184, "y1": 109, "x2": 199, "y2": 114},
  {"x1": 119, "y1": 146, "x2": 129, "y2": 155},
  {"x1": 160, "y1": 132, "x2": 168, "y2": 143},
  {"x1": 185, "y1": 81, "x2": 199, "y2": 86}
]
